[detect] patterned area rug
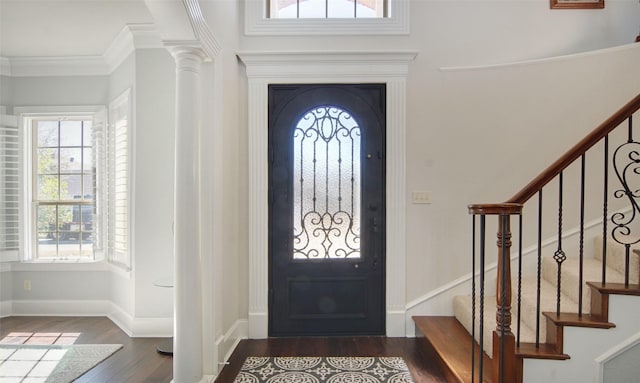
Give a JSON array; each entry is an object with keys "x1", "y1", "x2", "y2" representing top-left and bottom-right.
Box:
[
  {"x1": 233, "y1": 356, "x2": 415, "y2": 382},
  {"x1": 0, "y1": 344, "x2": 122, "y2": 382}
]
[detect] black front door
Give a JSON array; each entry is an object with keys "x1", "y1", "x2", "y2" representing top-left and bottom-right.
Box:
[{"x1": 268, "y1": 84, "x2": 386, "y2": 336}]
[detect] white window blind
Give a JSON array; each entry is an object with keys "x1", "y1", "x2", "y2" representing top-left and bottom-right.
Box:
[
  {"x1": 0, "y1": 114, "x2": 20, "y2": 262},
  {"x1": 107, "y1": 89, "x2": 131, "y2": 268}
]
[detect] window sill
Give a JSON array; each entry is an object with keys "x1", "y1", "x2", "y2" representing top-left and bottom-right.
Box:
[{"x1": 9, "y1": 260, "x2": 110, "y2": 272}]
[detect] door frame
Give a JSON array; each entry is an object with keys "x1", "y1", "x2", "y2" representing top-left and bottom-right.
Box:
[{"x1": 239, "y1": 50, "x2": 417, "y2": 338}]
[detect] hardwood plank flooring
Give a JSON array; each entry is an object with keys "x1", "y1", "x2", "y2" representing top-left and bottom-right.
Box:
[
  {"x1": 0, "y1": 316, "x2": 173, "y2": 383},
  {"x1": 215, "y1": 337, "x2": 448, "y2": 383},
  {"x1": 1, "y1": 317, "x2": 448, "y2": 383}
]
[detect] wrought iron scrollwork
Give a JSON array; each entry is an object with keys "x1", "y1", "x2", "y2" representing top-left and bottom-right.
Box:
[
  {"x1": 611, "y1": 138, "x2": 640, "y2": 247},
  {"x1": 292, "y1": 106, "x2": 361, "y2": 259}
]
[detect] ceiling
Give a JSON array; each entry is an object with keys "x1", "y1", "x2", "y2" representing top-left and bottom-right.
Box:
[{"x1": 0, "y1": 0, "x2": 155, "y2": 58}]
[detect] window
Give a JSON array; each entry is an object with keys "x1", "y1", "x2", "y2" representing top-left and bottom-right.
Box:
[
  {"x1": 9, "y1": 102, "x2": 130, "y2": 266},
  {"x1": 245, "y1": 0, "x2": 409, "y2": 35},
  {"x1": 32, "y1": 118, "x2": 94, "y2": 259},
  {"x1": 268, "y1": 0, "x2": 386, "y2": 19}
]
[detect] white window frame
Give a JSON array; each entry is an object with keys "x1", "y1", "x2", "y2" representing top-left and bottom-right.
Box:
[
  {"x1": 15, "y1": 106, "x2": 106, "y2": 263},
  {"x1": 244, "y1": 0, "x2": 409, "y2": 35}
]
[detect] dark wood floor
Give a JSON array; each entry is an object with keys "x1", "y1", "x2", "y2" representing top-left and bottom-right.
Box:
[
  {"x1": 1, "y1": 317, "x2": 448, "y2": 383},
  {"x1": 0, "y1": 316, "x2": 173, "y2": 383},
  {"x1": 215, "y1": 337, "x2": 448, "y2": 383}
]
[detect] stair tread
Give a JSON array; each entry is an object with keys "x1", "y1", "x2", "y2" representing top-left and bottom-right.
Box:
[
  {"x1": 413, "y1": 316, "x2": 493, "y2": 383},
  {"x1": 586, "y1": 281, "x2": 640, "y2": 295},
  {"x1": 541, "y1": 312, "x2": 615, "y2": 328},
  {"x1": 516, "y1": 342, "x2": 570, "y2": 360}
]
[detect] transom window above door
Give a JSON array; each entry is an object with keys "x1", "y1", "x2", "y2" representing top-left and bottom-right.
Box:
[
  {"x1": 244, "y1": 0, "x2": 409, "y2": 35},
  {"x1": 268, "y1": 0, "x2": 387, "y2": 19}
]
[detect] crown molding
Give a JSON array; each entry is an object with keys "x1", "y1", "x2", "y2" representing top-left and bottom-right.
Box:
[
  {"x1": 7, "y1": 56, "x2": 110, "y2": 77},
  {"x1": 3, "y1": 23, "x2": 162, "y2": 77},
  {"x1": 104, "y1": 24, "x2": 162, "y2": 73}
]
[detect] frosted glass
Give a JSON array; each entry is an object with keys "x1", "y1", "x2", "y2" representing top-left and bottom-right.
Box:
[{"x1": 293, "y1": 106, "x2": 361, "y2": 259}]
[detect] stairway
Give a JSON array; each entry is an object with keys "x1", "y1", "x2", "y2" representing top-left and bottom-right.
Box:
[{"x1": 414, "y1": 237, "x2": 640, "y2": 383}]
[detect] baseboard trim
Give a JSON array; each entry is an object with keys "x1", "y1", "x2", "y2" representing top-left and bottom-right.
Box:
[
  {"x1": 217, "y1": 319, "x2": 248, "y2": 364},
  {"x1": 0, "y1": 301, "x2": 12, "y2": 318},
  {"x1": 248, "y1": 312, "x2": 268, "y2": 339},
  {"x1": 11, "y1": 299, "x2": 111, "y2": 316},
  {"x1": 2, "y1": 299, "x2": 172, "y2": 338}
]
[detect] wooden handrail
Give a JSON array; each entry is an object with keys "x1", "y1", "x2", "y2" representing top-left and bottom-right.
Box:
[{"x1": 506, "y1": 93, "x2": 640, "y2": 205}]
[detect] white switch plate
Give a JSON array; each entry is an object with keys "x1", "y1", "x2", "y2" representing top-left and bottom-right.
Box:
[{"x1": 412, "y1": 191, "x2": 432, "y2": 204}]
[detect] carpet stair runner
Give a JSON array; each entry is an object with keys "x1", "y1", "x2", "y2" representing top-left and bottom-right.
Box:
[{"x1": 414, "y1": 237, "x2": 640, "y2": 383}]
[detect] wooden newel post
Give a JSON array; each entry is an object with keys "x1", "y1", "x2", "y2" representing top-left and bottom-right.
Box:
[
  {"x1": 493, "y1": 214, "x2": 517, "y2": 383},
  {"x1": 469, "y1": 203, "x2": 522, "y2": 383}
]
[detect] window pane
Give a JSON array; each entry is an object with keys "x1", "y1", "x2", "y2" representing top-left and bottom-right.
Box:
[
  {"x1": 60, "y1": 175, "x2": 82, "y2": 200},
  {"x1": 83, "y1": 123, "x2": 93, "y2": 145},
  {"x1": 271, "y1": 0, "x2": 296, "y2": 18},
  {"x1": 327, "y1": 0, "x2": 355, "y2": 18},
  {"x1": 59, "y1": 242, "x2": 81, "y2": 257},
  {"x1": 59, "y1": 148, "x2": 82, "y2": 173},
  {"x1": 272, "y1": 0, "x2": 382, "y2": 18},
  {"x1": 60, "y1": 121, "x2": 82, "y2": 147},
  {"x1": 37, "y1": 239, "x2": 58, "y2": 258},
  {"x1": 37, "y1": 205, "x2": 57, "y2": 232},
  {"x1": 82, "y1": 174, "x2": 94, "y2": 200},
  {"x1": 83, "y1": 148, "x2": 93, "y2": 172},
  {"x1": 37, "y1": 121, "x2": 58, "y2": 147},
  {"x1": 37, "y1": 148, "x2": 58, "y2": 174},
  {"x1": 37, "y1": 175, "x2": 59, "y2": 200},
  {"x1": 299, "y1": 0, "x2": 326, "y2": 18},
  {"x1": 57, "y1": 205, "x2": 73, "y2": 231}
]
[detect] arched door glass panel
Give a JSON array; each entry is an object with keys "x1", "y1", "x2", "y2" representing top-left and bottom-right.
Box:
[{"x1": 293, "y1": 106, "x2": 361, "y2": 260}]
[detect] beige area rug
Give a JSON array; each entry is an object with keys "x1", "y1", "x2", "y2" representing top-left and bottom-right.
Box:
[
  {"x1": 233, "y1": 356, "x2": 415, "y2": 382},
  {"x1": 0, "y1": 344, "x2": 123, "y2": 382}
]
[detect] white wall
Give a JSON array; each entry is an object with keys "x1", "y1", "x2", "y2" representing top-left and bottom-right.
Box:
[
  {"x1": 199, "y1": 0, "x2": 247, "y2": 364},
  {"x1": 131, "y1": 48, "x2": 175, "y2": 320}
]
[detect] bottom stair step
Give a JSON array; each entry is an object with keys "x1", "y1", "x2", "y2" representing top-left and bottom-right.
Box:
[{"x1": 413, "y1": 316, "x2": 493, "y2": 383}]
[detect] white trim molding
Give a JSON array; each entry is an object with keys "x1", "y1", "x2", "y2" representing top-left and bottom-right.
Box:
[
  {"x1": 238, "y1": 50, "x2": 417, "y2": 338},
  {"x1": 2, "y1": 24, "x2": 161, "y2": 77},
  {"x1": 595, "y1": 331, "x2": 640, "y2": 383},
  {"x1": 244, "y1": 0, "x2": 410, "y2": 36}
]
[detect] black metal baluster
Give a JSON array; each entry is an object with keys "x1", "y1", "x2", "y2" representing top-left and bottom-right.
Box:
[
  {"x1": 479, "y1": 214, "x2": 486, "y2": 382},
  {"x1": 579, "y1": 154, "x2": 585, "y2": 316},
  {"x1": 536, "y1": 190, "x2": 543, "y2": 347},
  {"x1": 554, "y1": 172, "x2": 567, "y2": 315},
  {"x1": 602, "y1": 135, "x2": 608, "y2": 285},
  {"x1": 625, "y1": 116, "x2": 633, "y2": 287},
  {"x1": 625, "y1": 244, "x2": 631, "y2": 286},
  {"x1": 471, "y1": 215, "x2": 476, "y2": 383}
]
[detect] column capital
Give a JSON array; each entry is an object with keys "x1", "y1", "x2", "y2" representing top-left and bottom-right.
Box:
[{"x1": 166, "y1": 43, "x2": 209, "y2": 72}]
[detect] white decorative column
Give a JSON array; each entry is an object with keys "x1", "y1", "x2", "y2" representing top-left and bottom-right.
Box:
[{"x1": 169, "y1": 45, "x2": 207, "y2": 383}]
